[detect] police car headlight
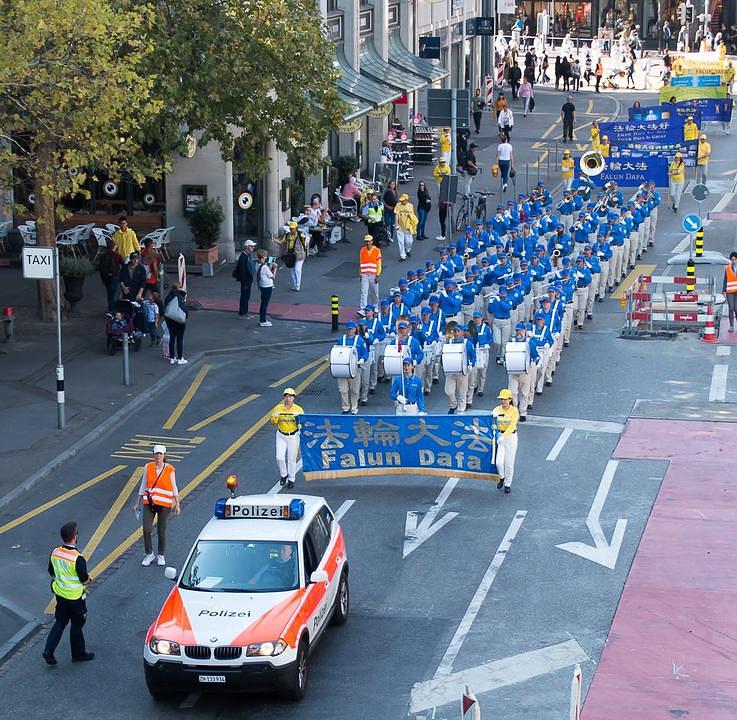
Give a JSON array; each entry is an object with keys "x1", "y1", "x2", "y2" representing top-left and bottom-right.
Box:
[
  {"x1": 149, "y1": 638, "x2": 181, "y2": 655},
  {"x1": 246, "y1": 639, "x2": 288, "y2": 657}
]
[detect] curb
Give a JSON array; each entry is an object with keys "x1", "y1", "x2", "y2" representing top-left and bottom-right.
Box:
[
  {"x1": 0, "y1": 336, "x2": 335, "y2": 512},
  {"x1": 0, "y1": 593, "x2": 40, "y2": 665}
]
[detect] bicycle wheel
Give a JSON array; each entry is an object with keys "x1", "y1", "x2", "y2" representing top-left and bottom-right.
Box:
[
  {"x1": 454, "y1": 202, "x2": 468, "y2": 232},
  {"x1": 475, "y1": 197, "x2": 487, "y2": 222}
]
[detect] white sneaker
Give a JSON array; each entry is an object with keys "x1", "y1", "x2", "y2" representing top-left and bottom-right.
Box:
[
  {"x1": 142, "y1": 553, "x2": 155, "y2": 566},
  {"x1": 169, "y1": 358, "x2": 177, "y2": 365},
  {"x1": 259, "y1": 321, "x2": 272, "y2": 327},
  {"x1": 157, "y1": 555, "x2": 166, "y2": 566},
  {"x1": 177, "y1": 358, "x2": 188, "y2": 365}
]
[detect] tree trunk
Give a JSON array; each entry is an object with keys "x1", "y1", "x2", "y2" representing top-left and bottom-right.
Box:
[{"x1": 35, "y1": 143, "x2": 58, "y2": 322}]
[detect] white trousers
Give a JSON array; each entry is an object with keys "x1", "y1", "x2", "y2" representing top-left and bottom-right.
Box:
[
  {"x1": 611, "y1": 245, "x2": 624, "y2": 287},
  {"x1": 536, "y1": 349, "x2": 551, "y2": 392},
  {"x1": 628, "y1": 231, "x2": 639, "y2": 267},
  {"x1": 276, "y1": 431, "x2": 300, "y2": 483},
  {"x1": 397, "y1": 229, "x2": 414, "y2": 260},
  {"x1": 563, "y1": 305, "x2": 574, "y2": 344},
  {"x1": 586, "y1": 274, "x2": 600, "y2": 315},
  {"x1": 496, "y1": 432, "x2": 519, "y2": 487},
  {"x1": 649, "y1": 207, "x2": 658, "y2": 245},
  {"x1": 670, "y1": 180, "x2": 684, "y2": 210},
  {"x1": 338, "y1": 375, "x2": 361, "y2": 413},
  {"x1": 509, "y1": 371, "x2": 533, "y2": 415},
  {"x1": 574, "y1": 287, "x2": 588, "y2": 325},
  {"x1": 290, "y1": 259, "x2": 304, "y2": 291},
  {"x1": 445, "y1": 373, "x2": 469, "y2": 411},
  {"x1": 358, "y1": 360, "x2": 371, "y2": 402},
  {"x1": 598, "y1": 261, "x2": 609, "y2": 297},
  {"x1": 359, "y1": 274, "x2": 379, "y2": 309},
  {"x1": 493, "y1": 318, "x2": 512, "y2": 359}
]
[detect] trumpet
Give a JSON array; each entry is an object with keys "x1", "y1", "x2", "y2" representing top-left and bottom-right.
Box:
[{"x1": 579, "y1": 150, "x2": 606, "y2": 176}]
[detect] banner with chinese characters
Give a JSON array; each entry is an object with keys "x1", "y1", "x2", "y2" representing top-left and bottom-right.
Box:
[
  {"x1": 597, "y1": 117, "x2": 697, "y2": 166},
  {"x1": 627, "y1": 105, "x2": 702, "y2": 128},
  {"x1": 299, "y1": 414, "x2": 498, "y2": 481},
  {"x1": 664, "y1": 99, "x2": 732, "y2": 123},
  {"x1": 584, "y1": 155, "x2": 669, "y2": 188}
]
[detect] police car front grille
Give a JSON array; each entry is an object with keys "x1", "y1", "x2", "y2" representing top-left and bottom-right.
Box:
[
  {"x1": 214, "y1": 646, "x2": 242, "y2": 661},
  {"x1": 184, "y1": 645, "x2": 211, "y2": 660}
]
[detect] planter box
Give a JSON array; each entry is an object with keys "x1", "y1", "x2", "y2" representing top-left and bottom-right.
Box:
[{"x1": 194, "y1": 246, "x2": 219, "y2": 266}]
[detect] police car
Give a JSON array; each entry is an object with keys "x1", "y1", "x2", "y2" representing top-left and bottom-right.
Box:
[{"x1": 143, "y1": 478, "x2": 349, "y2": 701}]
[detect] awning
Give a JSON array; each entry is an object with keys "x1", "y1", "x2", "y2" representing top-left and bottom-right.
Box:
[
  {"x1": 338, "y1": 91, "x2": 372, "y2": 122},
  {"x1": 335, "y1": 46, "x2": 402, "y2": 108},
  {"x1": 388, "y1": 31, "x2": 448, "y2": 84},
  {"x1": 359, "y1": 37, "x2": 427, "y2": 94}
]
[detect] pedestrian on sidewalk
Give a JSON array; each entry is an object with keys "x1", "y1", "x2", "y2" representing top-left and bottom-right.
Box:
[
  {"x1": 163, "y1": 282, "x2": 188, "y2": 363},
  {"x1": 594, "y1": 59, "x2": 603, "y2": 93},
  {"x1": 255, "y1": 249, "x2": 277, "y2": 326},
  {"x1": 498, "y1": 105, "x2": 514, "y2": 138},
  {"x1": 120, "y1": 251, "x2": 147, "y2": 302},
  {"x1": 554, "y1": 55, "x2": 562, "y2": 89},
  {"x1": 383, "y1": 179, "x2": 399, "y2": 241},
  {"x1": 496, "y1": 135, "x2": 514, "y2": 192},
  {"x1": 696, "y1": 134, "x2": 711, "y2": 185},
  {"x1": 438, "y1": 127, "x2": 452, "y2": 164},
  {"x1": 539, "y1": 52, "x2": 550, "y2": 84},
  {"x1": 519, "y1": 78, "x2": 533, "y2": 115},
  {"x1": 42, "y1": 522, "x2": 94, "y2": 665},
  {"x1": 358, "y1": 234, "x2": 382, "y2": 312},
  {"x1": 112, "y1": 216, "x2": 139, "y2": 262},
  {"x1": 508, "y1": 62, "x2": 522, "y2": 99},
  {"x1": 560, "y1": 95, "x2": 576, "y2": 142},
  {"x1": 233, "y1": 239, "x2": 256, "y2": 318},
  {"x1": 571, "y1": 58, "x2": 581, "y2": 91},
  {"x1": 668, "y1": 152, "x2": 685, "y2": 212},
  {"x1": 98, "y1": 238, "x2": 122, "y2": 313},
  {"x1": 433, "y1": 158, "x2": 451, "y2": 240},
  {"x1": 561, "y1": 55, "x2": 572, "y2": 91},
  {"x1": 625, "y1": 56, "x2": 636, "y2": 88},
  {"x1": 471, "y1": 88, "x2": 486, "y2": 134},
  {"x1": 133, "y1": 445, "x2": 181, "y2": 567},
  {"x1": 395, "y1": 193, "x2": 418, "y2": 262},
  {"x1": 141, "y1": 237, "x2": 161, "y2": 298},
  {"x1": 416, "y1": 181, "x2": 432, "y2": 240},
  {"x1": 271, "y1": 387, "x2": 304, "y2": 488},
  {"x1": 278, "y1": 221, "x2": 309, "y2": 291},
  {"x1": 494, "y1": 91, "x2": 508, "y2": 120},
  {"x1": 723, "y1": 252, "x2": 737, "y2": 331}
]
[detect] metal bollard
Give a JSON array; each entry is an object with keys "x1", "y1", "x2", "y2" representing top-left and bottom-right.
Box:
[
  {"x1": 331, "y1": 295, "x2": 339, "y2": 333},
  {"x1": 686, "y1": 259, "x2": 696, "y2": 293},
  {"x1": 122, "y1": 332, "x2": 131, "y2": 385},
  {"x1": 695, "y1": 228, "x2": 704, "y2": 258}
]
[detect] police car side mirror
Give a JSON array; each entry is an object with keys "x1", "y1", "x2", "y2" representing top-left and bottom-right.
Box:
[
  {"x1": 164, "y1": 567, "x2": 178, "y2": 581},
  {"x1": 309, "y1": 569, "x2": 329, "y2": 585}
]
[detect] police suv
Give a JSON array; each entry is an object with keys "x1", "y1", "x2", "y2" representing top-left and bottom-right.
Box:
[{"x1": 143, "y1": 480, "x2": 349, "y2": 701}]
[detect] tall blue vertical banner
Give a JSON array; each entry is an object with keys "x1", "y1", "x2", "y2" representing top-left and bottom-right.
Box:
[{"x1": 299, "y1": 414, "x2": 499, "y2": 480}]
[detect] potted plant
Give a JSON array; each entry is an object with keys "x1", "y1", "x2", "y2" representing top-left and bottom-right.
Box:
[
  {"x1": 59, "y1": 255, "x2": 96, "y2": 311},
  {"x1": 188, "y1": 198, "x2": 224, "y2": 266}
]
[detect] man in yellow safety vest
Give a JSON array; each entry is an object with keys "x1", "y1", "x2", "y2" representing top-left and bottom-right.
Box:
[{"x1": 43, "y1": 521, "x2": 94, "y2": 665}]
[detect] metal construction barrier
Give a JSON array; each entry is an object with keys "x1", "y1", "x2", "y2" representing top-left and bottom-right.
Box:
[{"x1": 620, "y1": 273, "x2": 721, "y2": 338}]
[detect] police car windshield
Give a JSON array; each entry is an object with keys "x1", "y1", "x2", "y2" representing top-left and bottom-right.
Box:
[{"x1": 179, "y1": 540, "x2": 299, "y2": 593}]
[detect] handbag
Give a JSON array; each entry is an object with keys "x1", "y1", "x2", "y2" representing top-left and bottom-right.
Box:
[
  {"x1": 510, "y1": 167, "x2": 516, "y2": 179},
  {"x1": 283, "y1": 252, "x2": 296, "y2": 268},
  {"x1": 164, "y1": 296, "x2": 186, "y2": 324},
  {"x1": 529, "y1": 96, "x2": 536, "y2": 111}
]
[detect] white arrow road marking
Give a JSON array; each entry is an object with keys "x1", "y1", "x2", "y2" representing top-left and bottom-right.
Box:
[
  {"x1": 410, "y1": 639, "x2": 589, "y2": 713},
  {"x1": 334, "y1": 499, "x2": 354, "y2": 521},
  {"x1": 435, "y1": 511, "x2": 527, "y2": 677},
  {"x1": 557, "y1": 460, "x2": 627, "y2": 570},
  {"x1": 403, "y1": 477, "x2": 460, "y2": 559}
]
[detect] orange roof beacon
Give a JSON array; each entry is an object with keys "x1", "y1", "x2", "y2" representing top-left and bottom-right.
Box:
[{"x1": 143, "y1": 484, "x2": 349, "y2": 701}]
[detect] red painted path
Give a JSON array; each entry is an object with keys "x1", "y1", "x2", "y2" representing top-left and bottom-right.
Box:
[
  {"x1": 190, "y1": 297, "x2": 359, "y2": 324},
  {"x1": 582, "y1": 418, "x2": 737, "y2": 719}
]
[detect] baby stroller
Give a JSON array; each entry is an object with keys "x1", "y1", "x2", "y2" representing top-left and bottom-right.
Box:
[{"x1": 106, "y1": 299, "x2": 145, "y2": 355}]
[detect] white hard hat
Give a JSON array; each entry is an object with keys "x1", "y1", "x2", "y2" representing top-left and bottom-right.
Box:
[{"x1": 153, "y1": 444, "x2": 167, "y2": 455}]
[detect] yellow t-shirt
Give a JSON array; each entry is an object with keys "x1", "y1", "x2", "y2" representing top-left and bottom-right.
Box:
[
  {"x1": 433, "y1": 163, "x2": 451, "y2": 186},
  {"x1": 683, "y1": 122, "x2": 699, "y2": 141},
  {"x1": 270, "y1": 401, "x2": 304, "y2": 434},
  {"x1": 438, "y1": 133, "x2": 451, "y2": 153},
  {"x1": 669, "y1": 160, "x2": 685, "y2": 183},
  {"x1": 492, "y1": 404, "x2": 519, "y2": 436},
  {"x1": 396, "y1": 203, "x2": 418, "y2": 232},
  {"x1": 590, "y1": 127, "x2": 600, "y2": 149},
  {"x1": 113, "y1": 228, "x2": 140, "y2": 259},
  {"x1": 561, "y1": 157, "x2": 575, "y2": 179},
  {"x1": 697, "y1": 141, "x2": 711, "y2": 165},
  {"x1": 599, "y1": 141, "x2": 610, "y2": 158}
]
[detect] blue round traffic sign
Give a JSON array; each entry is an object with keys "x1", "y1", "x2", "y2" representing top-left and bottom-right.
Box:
[{"x1": 682, "y1": 214, "x2": 702, "y2": 233}]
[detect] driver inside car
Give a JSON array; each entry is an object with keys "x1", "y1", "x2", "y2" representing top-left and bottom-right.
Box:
[{"x1": 248, "y1": 544, "x2": 296, "y2": 588}]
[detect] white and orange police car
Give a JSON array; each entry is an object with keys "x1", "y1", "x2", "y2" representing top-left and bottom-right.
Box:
[{"x1": 143, "y1": 480, "x2": 349, "y2": 701}]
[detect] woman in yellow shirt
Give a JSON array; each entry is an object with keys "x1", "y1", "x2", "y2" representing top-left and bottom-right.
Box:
[
  {"x1": 598, "y1": 134, "x2": 611, "y2": 157},
  {"x1": 668, "y1": 152, "x2": 685, "y2": 211},
  {"x1": 696, "y1": 134, "x2": 711, "y2": 184},
  {"x1": 438, "y1": 128, "x2": 452, "y2": 164},
  {"x1": 271, "y1": 387, "x2": 304, "y2": 488},
  {"x1": 590, "y1": 120, "x2": 600, "y2": 150},
  {"x1": 561, "y1": 150, "x2": 575, "y2": 190},
  {"x1": 492, "y1": 388, "x2": 519, "y2": 494},
  {"x1": 494, "y1": 92, "x2": 508, "y2": 119}
]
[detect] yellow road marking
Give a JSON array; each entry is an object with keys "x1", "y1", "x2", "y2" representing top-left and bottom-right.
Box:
[
  {"x1": 45, "y1": 468, "x2": 144, "y2": 614},
  {"x1": 0, "y1": 465, "x2": 127, "y2": 536},
  {"x1": 269, "y1": 355, "x2": 328, "y2": 388},
  {"x1": 162, "y1": 364, "x2": 210, "y2": 430},
  {"x1": 611, "y1": 264, "x2": 657, "y2": 299},
  {"x1": 187, "y1": 394, "x2": 260, "y2": 432},
  {"x1": 86, "y1": 362, "x2": 330, "y2": 583}
]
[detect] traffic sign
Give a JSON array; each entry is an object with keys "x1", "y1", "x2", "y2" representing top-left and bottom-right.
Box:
[
  {"x1": 682, "y1": 214, "x2": 702, "y2": 233},
  {"x1": 22, "y1": 246, "x2": 55, "y2": 279},
  {"x1": 692, "y1": 184, "x2": 709, "y2": 202}
]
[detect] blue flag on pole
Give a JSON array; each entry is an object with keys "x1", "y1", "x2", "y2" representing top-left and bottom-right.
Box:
[{"x1": 299, "y1": 414, "x2": 499, "y2": 481}]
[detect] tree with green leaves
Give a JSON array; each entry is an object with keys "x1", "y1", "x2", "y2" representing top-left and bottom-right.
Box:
[{"x1": 0, "y1": 0, "x2": 161, "y2": 320}]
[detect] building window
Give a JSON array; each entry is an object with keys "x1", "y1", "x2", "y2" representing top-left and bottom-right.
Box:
[{"x1": 327, "y1": 0, "x2": 337, "y2": 11}]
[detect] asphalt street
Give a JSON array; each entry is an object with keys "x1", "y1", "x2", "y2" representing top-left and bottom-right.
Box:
[{"x1": 1, "y1": 83, "x2": 737, "y2": 719}]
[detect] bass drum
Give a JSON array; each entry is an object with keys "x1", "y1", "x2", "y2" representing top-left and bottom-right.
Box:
[
  {"x1": 330, "y1": 346, "x2": 358, "y2": 379},
  {"x1": 505, "y1": 342, "x2": 530, "y2": 374},
  {"x1": 383, "y1": 345, "x2": 408, "y2": 376},
  {"x1": 442, "y1": 343, "x2": 467, "y2": 375}
]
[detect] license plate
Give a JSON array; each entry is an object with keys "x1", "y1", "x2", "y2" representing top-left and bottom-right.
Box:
[{"x1": 198, "y1": 674, "x2": 226, "y2": 684}]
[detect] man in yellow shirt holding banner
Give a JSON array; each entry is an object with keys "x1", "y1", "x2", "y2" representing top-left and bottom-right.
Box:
[
  {"x1": 696, "y1": 133, "x2": 711, "y2": 185},
  {"x1": 668, "y1": 152, "x2": 686, "y2": 211},
  {"x1": 270, "y1": 387, "x2": 304, "y2": 488}
]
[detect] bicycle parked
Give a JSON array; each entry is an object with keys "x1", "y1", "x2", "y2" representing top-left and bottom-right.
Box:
[{"x1": 454, "y1": 190, "x2": 495, "y2": 231}]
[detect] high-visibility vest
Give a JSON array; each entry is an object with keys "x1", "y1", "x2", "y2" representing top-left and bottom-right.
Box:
[
  {"x1": 50, "y1": 546, "x2": 84, "y2": 600},
  {"x1": 359, "y1": 245, "x2": 382, "y2": 276},
  {"x1": 366, "y1": 205, "x2": 383, "y2": 224},
  {"x1": 143, "y1": 462, "x2": 176, "y2": 507},
  {"x1": 725, "y1": 265, "x2": 737, "y2": 294}
]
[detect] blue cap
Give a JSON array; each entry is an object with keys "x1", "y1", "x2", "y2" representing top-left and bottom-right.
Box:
[
  {"x1": 380, "y1": 299, "x2": 390, "y2": 307},
  {"x1": 576, "y1": 255, "x2": 585, "y2": 262},
  {"x1": 561, "y1": 269, "x2": 570, "y2": 277},
  {"x1": 364, "y1": 304, "x2": 375, "y2": 312},
  {"x1": 407, "y1": 270, "x2": 416, "y2": 277},
  {"x1": 346, "y1": 320, "x2": 357, "y2": 329},
  {"x1": 449, "y1": 243, "x2": 458, "y2": 251},
  {"x1": 518, "y1": 193, "x2": 526, "y2": 199},
  {"x1": 520, "y1": 259, "x2": 529, "y2": 266},
  {"x1": 421, "y1": 306, "x2": 431, "y2": 315},
  {"x1": 475, "y1": 219, "x2": 483, "y2": 225},
  {"x1": 425, "y1": 260, "x2": 435, "y2": 268},
  {"x1": 465, "y1": 225, "x2": 472, "y2": 233},
  {"x1": 507, "y1": 200, "x2": 515, "y2": 205},
  {"x1": 444, "y1": 280, "x2": 454, "y2": 288},
  {"x1": 586, "y1": 202, "x2": 595, "y2": 209},
  {"x1": 579, "y1": 211, "x2": 586, "y2": 216},
  {"x1": 627, "y1": 200, "x2": 635, "y2": 207},
  {"x1": 397, "y1": 320, "x2": 409, "y2": 328},
  {"x1": 429, "y1": 294, "x2": 439, "y2": 303},
  {"x1": 486, "y1": 219, "x2": 494, "y2": 226},
  {"x1": 393, "y1": 289, "x2": 402, "y2": 296},
  {"x1": 535, "y1": 312, "x2": 545, "y2": 320},
  {"x1": 417, "y1": 268, "x2": 425, "y2": 275},
  {"x1": 497, "y1": 205, "x2": 504, "y2": 211},
  {"x1": 541, "y1": 296, "x2": 551, "y2": 303},
  {"x1": 440, "y1": 247, "x2": 449, "y2": 255},
  {"x1": 515, "y1": 322, "x2": 526, "y2": 330},
  {"x1": 409, "y1": 314, "x2": 418, "y2": 323},
  {"x1": 399, "y1": 278, "x2": 408, "y2": 286},
  {"x1": 402, "y1": 357, "x2": 413, "y2": 365},
  {"x1": 473, "y1": 311, "x2": 483, "y2": 318},
  {"x1": 584, "y1": 244, "x2": 592, "y2": 250},
  {"x1": 465, "y1": 270, "x2": 473, "y2": 277},
  {"x1": 562, "y1": 257, "x2": 571, "y2": 266},
  {"x1": 607, "y1": 211, "x2": 618, "y2": 220},
  {"x1": 471, "y1": 264, "x2": 479, "y2": 272},
  {"x1": 454, "y1": 323, "x2": 466, "y2": 331},
  {"x1": 481, "y1": 257, "x2": 489, "y2": 264},
  {"x1": 498, "y1": 286, "x2": 507, "y2": 294},
  {"x1": 536, "y1": 244, "x2": 545, "y2": 251}
]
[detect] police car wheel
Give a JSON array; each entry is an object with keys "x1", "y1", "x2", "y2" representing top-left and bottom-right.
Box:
[
  {"x1": 281, "y1": 638, "x2": 309, "y2": 701},
  {"x1": 145, "y1": 674, "x2": 172, "y2": 702},
  {"x1": 331, "y1": 571, "x2": 349, "y2": 626}
]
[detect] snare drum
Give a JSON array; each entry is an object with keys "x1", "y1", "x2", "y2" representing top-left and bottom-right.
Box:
[
  {"x1": 476, "y1": 346, "x2": 489, "y2": 369},
  {"x1": 442, "y1": 343, "x2": 467, "y2": 375},
  {"x1": 330, "y1": 345, "x2": 358, "y2": 378},
  {"x1": 383, "y1": 345, "x2": 408, "y2": 376},
  {"x1": 504, "y1": 342, "x2": 530, "y2": 374}
]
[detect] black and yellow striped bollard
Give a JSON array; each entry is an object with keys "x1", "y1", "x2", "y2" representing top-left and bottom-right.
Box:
[
  {"x1": 331, "y1": 294, "x2": 340, "y2": 332},
  {"x1": 686, "y1": 259, "x2": 696, "y2": 293},
  {"x1": 695, "y1": 228, "x2": 704, "y2": 258}
]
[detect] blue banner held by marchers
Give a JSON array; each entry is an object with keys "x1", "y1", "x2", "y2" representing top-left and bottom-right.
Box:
[
  {"x1": 598, "y1": 117, "x2": 685, "y2": 156},
  {"x1": 583, "y1": 155, "x2": 669, "y2": 188},
  {"x1": 628, "y1": 105, "x2": 702, "y2": 127},
  {"x1": 299, "y1": 414, "x2": 499, "y2": 481},
  {"x1": 664, "y1": 99, "x2": 733, "y2": 123}
]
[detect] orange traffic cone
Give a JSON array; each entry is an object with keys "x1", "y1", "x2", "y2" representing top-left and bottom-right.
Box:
[{"x1": 701, "y1": 304, "x2": 718, "y2": 344}]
